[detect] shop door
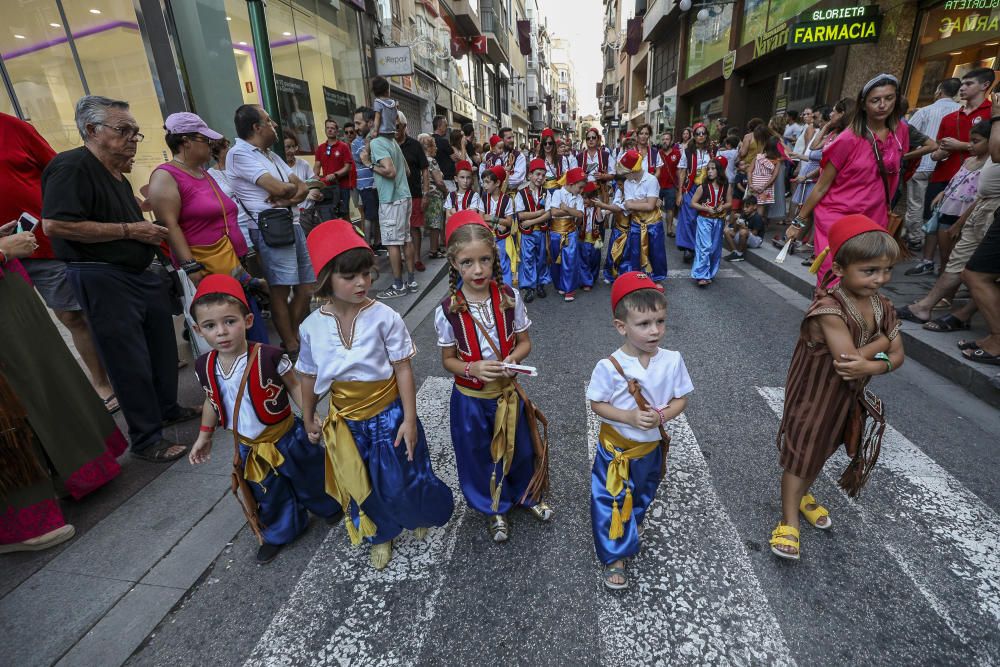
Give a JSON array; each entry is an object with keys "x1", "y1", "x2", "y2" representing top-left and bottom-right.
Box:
[
  {"x1": 396, "y1": 95, "x2": 426, "y2": 136},
  {"x1": 746, "y1": 77, "x2": 776, "y2": 123}
]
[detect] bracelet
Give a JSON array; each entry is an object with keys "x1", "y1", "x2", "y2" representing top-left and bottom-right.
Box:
[
  {"x1": 791, "y1": 218, "x2": 807, "y2": 229},
  {"x1": 655, "y1": 407, "x2": 666, "y2": 425},
  {"x1": 463, "y1": 361, "x2": 472, "y2": 379},
  {"x1": 199, "y1": 425, "x2": 215, "y2": 433},
  {"x1": 121, "y1": 222, "x2": 131, "y2": 239},
  {"x1": 874, "y1": 352, "x2": 893, "y2": 373}
]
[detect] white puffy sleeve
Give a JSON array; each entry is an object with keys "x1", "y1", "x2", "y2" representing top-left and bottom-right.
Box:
[
  {"x1": 383, "y1": 307, "x2": 417, "y2": 363},
  {"x1": 294, "y1": 319, "x2": 318, "y2": 377},
  {"x1": 586, "y1": 360, "x2": 615, "y2": 403},
  {"x1": 434, "y1": 304, "x2": 457, "y2": 347},
  {"x1": 667, "y1": 352, "x2": 695, "y2": 399},
  {"x1": 512, "y1": 289, "x2": 531, "y2": 333}
]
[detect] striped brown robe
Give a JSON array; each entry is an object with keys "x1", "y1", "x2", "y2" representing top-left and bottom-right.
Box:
[{"x1": 777, "y1": 286, "x2": 900, "y2": 480}]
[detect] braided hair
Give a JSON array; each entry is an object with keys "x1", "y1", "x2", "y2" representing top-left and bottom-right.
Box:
[{"x1": 445, "y1": 222, "x2": 515, "y2": 312}]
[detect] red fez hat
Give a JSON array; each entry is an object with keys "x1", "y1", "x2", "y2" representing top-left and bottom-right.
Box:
[
  {"x1": 445, "y1": 209, "x2": 492, "y2": 243},
  {"x1": 611, "y1": 271, "x2": 664, "y2": 313},
  {"x1": 541, "y1": 128, "x2": 554, "y2": 139},
  {"x1": 618, "y1": 149, "x2": 643, "y2": 172},
  {"x1": 583, "y1": 181, "x2": 598, "y2": 194},
  {"x1": 488, "y1": 165, "x2": 507, "y2": 183},
  {"x1": 714, "y1": 156, "x2": 728, "y2": 170},
  {"x1": 528, "y1": 157, "x2": 546, "y2": 172},
  {"x1": 809, "y1": 214, "x2": 888, "y2": 274},
  {"x1": 191, "y1": 274, "x2": 249, "y2": 316},
  {"x1": 489, "y1": 134, "x2": 502, "y2": 147},
  {"x1": 565, "y1": 166, "x2": 586, "y2": 185},
  {"x1": 455, "y1": 159, "x2": 473, "y2": 173},
  {"x1": 307, "y1": 218, "x2": 372, "y2": 276},
  {"x1": 692, "y1": 122, "x2": 706, "y2": 132}
]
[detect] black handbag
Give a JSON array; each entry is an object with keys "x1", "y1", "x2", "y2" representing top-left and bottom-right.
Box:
[{"x1": 237, "y1": 153, "x2": 296, "y2": 248}]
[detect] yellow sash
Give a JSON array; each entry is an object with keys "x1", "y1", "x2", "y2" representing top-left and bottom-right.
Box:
[
  {"x1": 550, "y1": 216, "x2": 577, "y2": 264},
  {"x1": 456, "y1": 379, "x2": 520, "y2": 511},
  {"x1": 240, "y1": 414, "x2": 295, "y2": 485},
  {"x1": 189, "y1": 236, "x2": 243, "y2": 276},
  {"x1": 504, "y1": 232, "x2": 520, "y2": 287},
  {"x1": 630, "y1": 207, "x2": 663, "y2": 274},
  {"x1": 608, "y1": 212, "x2": 630, "y2": 277},
  {"x1": 322, "y1": 377, "x2": 400, "y2": 545},
  {"x1": 545, "y1": 175, "x2": 567, "y2": 191},
  {"x1": 599, "y1": 422, "x2": 660, "y2": 540}
]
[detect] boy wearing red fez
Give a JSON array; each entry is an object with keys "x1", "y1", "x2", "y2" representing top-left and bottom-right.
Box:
[
  {"x1": 587, "y1": 271, "x2": 693, "y2": 589},
  {"x1": 479, "y1": 134, "x2": 506, "y2": 181},
  {"x1": 579, "y1": 181, "x2": 606, "y2": 290},
  {"x1": 444, "y1": 160, "x2": 482, "y2": 223},
  {"x1": 188, "y1": 274, "x2": 343, "y2": 565},
  {"x1": 546, "y1": 166, "x2": 588, "y2": 301},
  {"x1": 478, "y1": 165, "x2": 517, "y2": 285},
  {"x1": 770, "y1": 215, "x2": 903, "y2": 562},
  {"x1": 515, "y1": 158, "x2": 553, "y2": 301},
  {"x1": 601, "y1": 150, "x2": 669, "y2": 282},
  {"x1": 296, "y1": 219, "x2": 453, "y2": 570}
]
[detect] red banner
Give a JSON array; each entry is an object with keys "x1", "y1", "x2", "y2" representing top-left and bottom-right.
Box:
[
  {"x1": 450, "y1": 36, "x2": 469, "y2": 58},
  {"x1": 470, "y1": 35, "x2": 488, "y2": 54},
  {"x1": 517, "y1": 20, "x2": 532, "y2": 55}
]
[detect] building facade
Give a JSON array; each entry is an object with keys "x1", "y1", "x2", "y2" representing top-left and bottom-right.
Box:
[{"x1": 550, "y1": 37, "x2": 578, "y2": 135}]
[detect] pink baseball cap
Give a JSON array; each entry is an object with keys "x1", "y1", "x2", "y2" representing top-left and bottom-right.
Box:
[{"x1": 164, "y1": 112, "x2": 223, "y2": 140}]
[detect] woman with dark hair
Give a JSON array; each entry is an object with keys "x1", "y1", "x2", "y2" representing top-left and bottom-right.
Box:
[
  {"x1": 675, "y1": 123, "x2": 715, "y2": 262},
  {"x1": 635, "y1": 123, "x2": 662, "y2": 181},
  {"x1": 540, "y1": 128, "x2": 576, "y2": 193},
  {"x1": 788, "y1": 74, "x2": 910, "y2": 282}
]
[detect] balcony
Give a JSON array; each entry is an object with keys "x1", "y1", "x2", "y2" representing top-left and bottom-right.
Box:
[
  {"x1": 450, "y1": 0, "x2": 482, "y2": 37},
  {"x1": 480, "y1": 0, "x2": 509, "y2": 63},
  {"x1": 527, "y1": 71, "x2": 539, "y2": 109}
]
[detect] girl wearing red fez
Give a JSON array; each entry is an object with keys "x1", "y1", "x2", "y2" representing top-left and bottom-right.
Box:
[
  {"x1": 770, "y1": 215, "x2": 903, "y2": 561},
  {"x1": 295, "y1": 220, "x2": 454, "y2": 570},
  {"x1": 478, "y1": 165, "x2": 517, "y2": 286},
  {"x1": 435, "y1": 211, "x2": 552, "y2": 543},
  {"x1": 540, "y1": 128, "x2": 578, "y2": 193}
]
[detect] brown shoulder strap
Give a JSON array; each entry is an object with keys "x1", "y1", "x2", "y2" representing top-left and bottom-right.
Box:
[
  {"x1": 231, "y1": 343, "x2": 260, "y2": 448},
  {"x1": 469, "y1": 306, "x2": 505, "y2": 360},
  {"x1": 606, "y1": 354, "x2": 671, "y2": 447},
  {"x1": 229, "y1": 343, "x2": 266, "y2": 544}
]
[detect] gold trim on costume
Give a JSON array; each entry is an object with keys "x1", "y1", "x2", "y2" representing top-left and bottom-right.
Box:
[{"x1": 599, "y1": 422, "x2": 660, "y2": 540}]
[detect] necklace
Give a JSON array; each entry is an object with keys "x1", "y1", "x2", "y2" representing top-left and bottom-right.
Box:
[{"x1": 171, "y1": 157, "x2": 202, "y2": 177}]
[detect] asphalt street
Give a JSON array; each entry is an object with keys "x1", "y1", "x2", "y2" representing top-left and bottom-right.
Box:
[{"x1": 8, "y1": 243, "x2": 997, "y2": 666}]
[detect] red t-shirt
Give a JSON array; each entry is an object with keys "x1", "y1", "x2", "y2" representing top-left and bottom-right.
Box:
[
  {"x1": 931, "y1": 97, "x2": 992, "y2": 184},
  {"x1": 313, "y1": 140, "x2": 354, "y2": 188},
  {"x1": 0, "y1": 113, "x2": 57, "y2": 259},
  {"x1": 658, "y1": 145, "x2": 681, "y2": 189}
]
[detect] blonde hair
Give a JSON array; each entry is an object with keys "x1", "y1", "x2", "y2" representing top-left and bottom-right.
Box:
[{"x1": 445, "y1": 223, "x2": 514, "y2": 313}]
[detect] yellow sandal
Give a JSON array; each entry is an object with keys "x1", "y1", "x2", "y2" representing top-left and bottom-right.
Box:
[
  {"x1": 769, "y1": 522, "x2": 800, "y2": 560},
  {"x1": 799, "y1": 494, "x2": 832, "y2": 530}
]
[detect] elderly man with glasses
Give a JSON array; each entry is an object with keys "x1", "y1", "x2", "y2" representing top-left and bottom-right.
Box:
[{"x1": 41, "y1": 95, "x2": 199, "y2": 463}]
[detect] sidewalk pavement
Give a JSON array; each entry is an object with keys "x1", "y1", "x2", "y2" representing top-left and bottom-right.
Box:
[
  {"x1": 0, "y1": 254, "x2": 452, "y2": 667},
  {"x1": 743, "y1": 244, "x2": 1000, "y2": 409}
]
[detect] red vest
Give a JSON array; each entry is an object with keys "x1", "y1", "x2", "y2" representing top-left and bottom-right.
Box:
[
  {"x1": 194, "y1": 343, "x2": 291, "y2": 430},
  {"x1": 439, "y1": 281, "x2": 516, "y2": 390},
  {"x1": 449, "y1": 189, "x2": 477, "y2": 211},
  {"x1": 517, "y1": 187, "x2": 548, "y2": 233},
  {"x1": 481, "y1": 191, "x2": 513, "y2": 239}
]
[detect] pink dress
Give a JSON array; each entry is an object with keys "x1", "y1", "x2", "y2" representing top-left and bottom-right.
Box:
[
  {"x1": 156, "y1": 164, "x2": 248, "y2": 257},
  {"x1": 813, "y1": 124, "x2": 909, "y2": 282}
]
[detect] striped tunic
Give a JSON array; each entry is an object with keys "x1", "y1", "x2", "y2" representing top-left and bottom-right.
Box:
[{"x1": 777, "y1": 287, "x2": 900, "y2": 479}]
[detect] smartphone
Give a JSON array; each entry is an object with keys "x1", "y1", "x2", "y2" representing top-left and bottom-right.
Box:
[{"x1": 17, "y1": 212, "x2": 38, "y2": 233}]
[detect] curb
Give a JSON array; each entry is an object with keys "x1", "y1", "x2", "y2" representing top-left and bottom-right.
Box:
[{"x1": 743, "y1": 247, "x2": 1000, "y2": 409}]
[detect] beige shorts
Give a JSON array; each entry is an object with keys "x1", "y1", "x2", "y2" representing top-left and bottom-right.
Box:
[
  {"x1": 945, "y1": 197, "x2": 1000, "y2": 273},
  {"x1": 379, "y1": 198, "x2": 412, "y2": 246}
]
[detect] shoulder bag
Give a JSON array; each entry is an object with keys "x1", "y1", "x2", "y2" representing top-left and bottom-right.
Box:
[{"x1": 238, "y1": 154, "x2": 296, "y2": 248}]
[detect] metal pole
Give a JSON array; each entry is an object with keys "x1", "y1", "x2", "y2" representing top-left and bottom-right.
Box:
[{"x1": 246, "y1": 0, "x2": 282, "y2": 149}]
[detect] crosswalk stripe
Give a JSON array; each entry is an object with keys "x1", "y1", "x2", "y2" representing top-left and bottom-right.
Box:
[
  {"x1": 586, "y1": 385, "x2": 795, "y2": 666},
  {"x1": 244, "y1": 377, "x2": 466, "y2": 666},
  {"x1": 757, "y1": 386, "x2": 1000, "y2": 649},
  {"x1": 666, "y1": 268, "x2": 742, "y2": 279}
]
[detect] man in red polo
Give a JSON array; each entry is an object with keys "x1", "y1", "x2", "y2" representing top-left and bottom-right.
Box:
[
  {"x1": 910, "y1": 67, "x2": 995, "y2": 276},
  {"x1": 658, "y1": 129, "x2": 681, "y2": 236},
  {"x1": 313, "y1": 118, "x2": 354, "y2": 220}
]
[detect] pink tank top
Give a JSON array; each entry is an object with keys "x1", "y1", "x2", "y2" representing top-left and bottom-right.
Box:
[{"x1": 156, "y1": 164, "x2": 247, "y2": 256}]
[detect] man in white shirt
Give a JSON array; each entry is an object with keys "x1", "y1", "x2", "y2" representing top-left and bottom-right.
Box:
[
  {"x1": 905, "y1": 77, "x2": 962, "y2": 249},
  {"x1": 227, "y1": 104, "x2": 311, "y2": 357}
]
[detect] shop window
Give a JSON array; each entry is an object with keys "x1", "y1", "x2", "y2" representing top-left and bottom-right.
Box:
[
  {"x1": 742, "y1": 0, "x2": 820, "y2": 46},
  {"x1": 651, "y1": 33, "x2": 678, "y2": 95},
  {"x1": 775, "y1": 57, "x2": 830, "y2": 114},
  {"x1": 686, "y1": 4, "x2": 733, "y2": 78},
  {"x1": 909, "y1": 4, "x2": 1000, "y2": 107},
  {"x1": 0, "y1": 78, "x2": 15, "y2": 116}
]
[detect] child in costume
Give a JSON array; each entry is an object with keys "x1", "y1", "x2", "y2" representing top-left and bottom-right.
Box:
[
  {"x1": 478, "y1": 165, "x2": 517, "y2": 286},
  {"x1": 189, "y1": 274, "x2": 343, "y2": 565},
  {"x1": 598, "y1": 179, "x2": 631, "y2": 284},
  {"x1": 435, "y1": 210, "x2": 552, "y2": 543},
  {"x1": 579, "y1": 181, "x2": 606, "y2": 290},
  {"x1": 546, "y1": 166, "x2": 587, "y2": 301},
  {"x1": 689, "y1": 157, "x2": 731, "y2": 287},
  {"x1": 480, "y1": 134, "x2": 506, "y2": 178},
  {"x1": 587, "y1": 272, "x2": 693, "y2": 590},
  {"x1": 770, "y1": 215, "x2": 903, "y2": 561},
  {"x1": 297, "y1": 220, "x2": 454, "y2": 569},
  {"x1": 603, "y1": 150, "x2": 668, "y2": 283},
  {"x1": 515, "y1": 158, "x2": 552, "y2": 302},
  {"x1": 444, "y1": 160, "x2": 482, "y2": 222}
]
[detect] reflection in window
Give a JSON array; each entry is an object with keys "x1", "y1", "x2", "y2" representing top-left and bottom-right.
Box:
[
  {"x1": 686, "y1": 5, "x2": 733, "y2": 78},
  {"x1": 775, "y1": 58, "x2": 830, "y2": 113},
  {"x1": 742, "y1": 0, "x2": 820, "y2": 46}
]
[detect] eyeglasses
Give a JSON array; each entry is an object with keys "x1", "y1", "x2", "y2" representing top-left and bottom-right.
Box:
[
  {"x1": 543, "y1": 140, "x2": 554, "y2": 145},
  {"x1": 694, "y1": 131, "x2": 707, "y2": 136},
  {"x1": 96, "y1": 123, "x2": 144, "y2": 142},
  {"x1": 187, "y1": 135, "x2": 211, "y2": 144},
  {"x1": 345, "y1": 128, "x2": 356, "y2": 134},
  {"x1": 587, "y1": 135, "x2": 598, "y2": 140}
]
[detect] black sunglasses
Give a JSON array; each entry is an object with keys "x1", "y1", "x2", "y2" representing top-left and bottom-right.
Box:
[{"x1": 695, "y1": 131, "x2": 707, "y2": 136}]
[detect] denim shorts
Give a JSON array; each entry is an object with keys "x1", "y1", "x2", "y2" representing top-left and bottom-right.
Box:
[
  {"x1": 659, "y1": 187, "x2": 677, "y2": 212},
  {"x1": 359, "y1": 188, "x2": 379, "y2": 222},
  {"x1": 249, "y1": 224, "x2": 315, "y2": 286},
  {"x1": 22, "y1": 258, "x2": 81, "y2": 311}
]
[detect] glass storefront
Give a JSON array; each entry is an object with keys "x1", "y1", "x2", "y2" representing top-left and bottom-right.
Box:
[
  {"x1": 774, "y1": 56, "x2": 831, "y2": 113},
  {"x1": 686, "y1": 5, "x2": 734, "y2": 78},
  {"x1": 743, "y1": 0, "x2": 819, "y2": 45},
  {"x1": 908, "y1": 1, "x2": 1000, "y2": 107},
  {"x1": 1, "y1": 0, "x2": 166, "y2": 189}
]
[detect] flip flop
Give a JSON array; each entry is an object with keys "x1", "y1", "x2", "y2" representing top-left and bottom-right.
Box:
[
  {"x1": 132, "y1": 440, "x2": 188, "y2": 463},
  {"x1": 962, "y1": 348, "x2": 1000, "y2": 365},
  {"x1": 603, "y1": 565, "x2": 628, "y2": 590},
  {"x1": 896, "y1": 305, "x2": 929, "y2": 325},
  {"x1": 957, "y1": 339, "x2": 980, "y2": 351},
  {"x1": 923, "y1": 314, "x2": 970, "y2": 333},
  {"x1": 103, "y1": 394, "x2": 121, "y2": 414}
]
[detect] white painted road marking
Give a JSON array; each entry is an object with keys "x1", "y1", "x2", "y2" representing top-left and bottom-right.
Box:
[
  {"x1": 244, "y1": 377, "x2": 466, "y2": 667},
  {"x1": 586, "y1": 386, "x2": 795, "y2": 666},
  {"x1": 757, "y1": 386, "x2": 1000, "y2": 653},
  {"x1": 666, "y1": 268, "x2": 742, "y2": 279}
]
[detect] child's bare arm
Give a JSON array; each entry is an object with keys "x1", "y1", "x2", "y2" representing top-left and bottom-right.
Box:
[
  {"x1": 392, "y1": 358, "x2": 419, "y2": 461},
  {"x1": 188, "y1": 397, "x2": 217, "y2": 465},
  {"x1": 657, "y1": 395, "x2": 688, "y2": 422},
  {"x1": 297, "y1": 371, "x2": 322, "y2": 443},
  {"x1": 280, "y1": 370, "x2": 304, "y2": 411},
  {"x1": 591, "y1": 400, "x2": 659, "y2": 431},
  {"x1": 370, "y1": 110, "x2": 381, "y2": 138}
]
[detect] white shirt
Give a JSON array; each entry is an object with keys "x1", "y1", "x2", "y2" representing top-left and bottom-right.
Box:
[
  {"x1": 434, "y1": 289, "x2": 531, "y2": 359},
  {"x1": 207, "y1": 167, "x2": 235, "y2": 199},
  {"x1": 295, "y1": 300, "x2": 416, "y2": 394},
  {"x1": 623, "y1": 172, "x2": 660, "y2": 201},
  {"x1": 226, "y1": 138, "x2": 297, "y2": 230},
  {"x1": 514, "y1": 186, "x2": 547, "y2": 213},
  {"x1": 718, "y1": 148, "x2": 738, "y2": 182},
  {"x1": 544, "y1": 156, "x2": 578, "y2": 181},
  {"x1": 586, "y1": 348, "x2": 694, "y2": 441},
  {"x1": 478, "y1": 190, "x2": 514, "y2": 218},
  {"x1": 507, "y1": 151, "x2": 527, "y2": 190},
  {"x1": 584, "y1": 204, "x2": 605, "y2": 235},
  {"x1": 638, "y1": 146, "x2": 662, "y2": 172},
  {"x1": 214, "y1": 351, "x2": 293, "y2": 440},
  {"x1": 909, "y1": 97, "x2": 962, "y2": 173},
  {"x1": 676, "y1": 148, "x2": 712, "y2": 172},
  {"x1": 547, "y1": 187, "x2": 584, "y2": 213},
  {"x1": 444, "y1": 189, "x2": 483, "y2": 212}
]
